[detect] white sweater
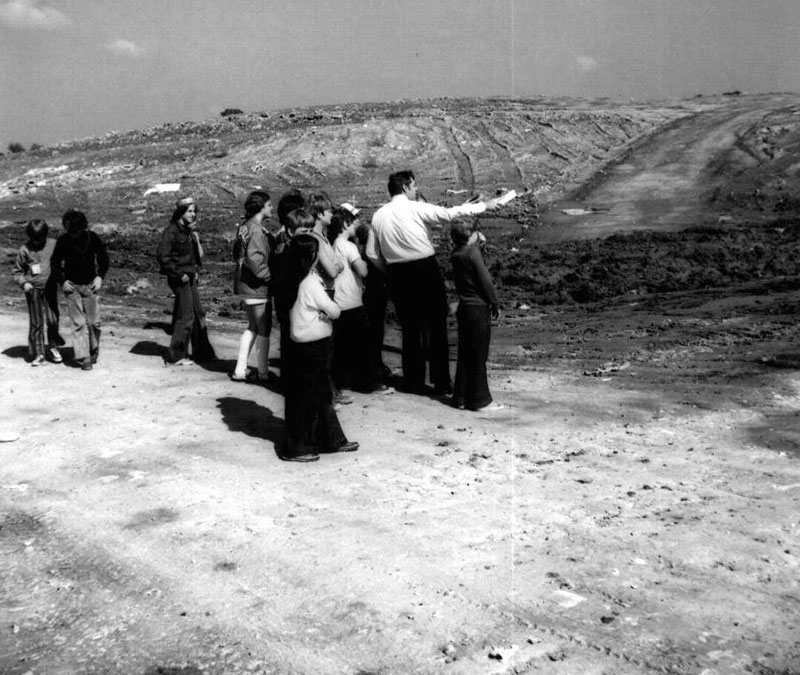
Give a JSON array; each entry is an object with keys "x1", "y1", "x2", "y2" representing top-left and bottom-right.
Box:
[{"x1": 290, "y1": 269, "x2": 341, "y2": 343}]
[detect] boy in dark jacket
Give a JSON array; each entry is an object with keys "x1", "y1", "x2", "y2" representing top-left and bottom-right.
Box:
[{"x1": 51, "y1": 209, "x2": 109, "y2": 371}]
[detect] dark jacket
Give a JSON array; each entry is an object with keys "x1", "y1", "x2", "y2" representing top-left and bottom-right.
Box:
[
  {"x1": 13, "y1": 239, "x2": 56, "y2": 290},
  {"x1": 52, "y1": 230, "x2": 110, "y2": 285},
  {"x1": 451, "y1": 243, "x2": 499, "y2": 307},
  {"x1": 156, "y1": 222, "x2": 201, "y2": 283},
  {"x1": 232, "y1": 219, "x2": 272, "y2": 299}
]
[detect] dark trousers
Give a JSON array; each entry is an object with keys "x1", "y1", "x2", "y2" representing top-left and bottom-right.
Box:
[
  {"x1": 24, "y1": 287, "x2": 59, "y2": 359},
  {"x1": 363, "y1": 264, "x2": 389, "y2": 379},
  {"x1": 453, "y1": 303, "x2": 493, "y2": 410},
  {"x1": 386, "y1": 256, "x2": 451, "y2": 392},
  {"x1": 283, "y1": 337, "x2": 348, "y2": 457},
  {"x1": 332, "y1": 306, "x2": 381, "y2": 392},
  {"x1": 44, "y1": 280, "x2": 65, "y2": 347},
  {"x1": 167, "y1": 278, "x2": 216, "y2": 363}
]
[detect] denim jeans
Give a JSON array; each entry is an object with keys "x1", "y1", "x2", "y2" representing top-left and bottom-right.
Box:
[{"x1": 65, "y1": 284, "x2": 100, "y2": 362}]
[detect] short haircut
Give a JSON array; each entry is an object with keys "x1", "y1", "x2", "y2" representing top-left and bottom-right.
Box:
[
  {"x1": 62, "y1": 209, "x2": 88, "y2": 233},
  {"x1": 244, "y1": 190, "x2": 271, "y2": 219},
  {"x1": 283, "y1": 208, "x2": 315, "y2": 235},
  {"x1": 306, "y1": 191, "x2": 333, "y2": 220},
  {"x1": 450, "y1": 222, "x2": 472, "y2": 247},
  {"x1": 388, "y1": 170, "x2": 415, "y2": 196},
  {"x1": 277, "y1": 189, "x2": 305, "y2": 227},
  {"x1": 284, "y1": 234, "x2": 320, "y2": 309},
  {"x1": 327, "y1": 206, "x2": 355, "y2": 242},
  {"x1": 26, "y1": 219, "x2": 48, "y2": 242}
]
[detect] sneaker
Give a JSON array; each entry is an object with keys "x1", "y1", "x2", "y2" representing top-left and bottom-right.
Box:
[
  {"x1": 334, "y1": 391, "x2": 354, "y2": 405},
  {"x1": 172, "y1": 358, "x2": 195, "y2": 366},
  {"x1": 475, "y1": 403, "x2": 505, "y2": 412},
  {"x1": 48, "y1": 347, "x2": 62, "y2": 363},
  {"x1": 335, "y1": 441, "x2": 359, "y2": 453},
  {"x1": 434, "y1": 383, "x2": 454, "y2": 397},
  {"x1": 31, "y1": 355, "x2": 46, "y2": 367}
]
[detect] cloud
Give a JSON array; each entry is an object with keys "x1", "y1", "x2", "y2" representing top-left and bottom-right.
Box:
[
  {"x1": 0, "y1": 0, "x2": 69, "y2": 29},
  {"x1": 576, "y1": 55, "x2": 599, "y2": 73},
  {"x1": 105, "y1": 39, "x2": 146, "y2": 58}
]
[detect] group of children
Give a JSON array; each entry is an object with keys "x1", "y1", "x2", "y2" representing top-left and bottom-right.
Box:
[
  {"x1": 12, "y1": 183, "x2": 501, "y2": 462},
  {"x1": 229, "y1": 189, "x2": 394, "y2": 461},
  {"x1": 13, "y1": 209, "x2": 109, "y2": 371}
]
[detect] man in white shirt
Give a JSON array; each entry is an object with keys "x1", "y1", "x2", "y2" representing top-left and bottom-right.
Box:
[{"x1": 366, "y1": 170, "x2": 499, "y2": 395}]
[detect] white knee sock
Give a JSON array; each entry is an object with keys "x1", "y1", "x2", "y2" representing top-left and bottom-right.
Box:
[{"x1": 234, "y1": 329, "x2": 255, "y2": 377}]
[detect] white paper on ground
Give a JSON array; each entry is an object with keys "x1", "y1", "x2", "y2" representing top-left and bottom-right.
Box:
[{"x1": 496, "y1": 189, "x2": 517, "y2": 206}]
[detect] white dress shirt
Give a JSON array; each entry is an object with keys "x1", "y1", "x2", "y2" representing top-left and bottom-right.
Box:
[{"x1": 366, "y1": 194, "x2": 486, "y2": 266}]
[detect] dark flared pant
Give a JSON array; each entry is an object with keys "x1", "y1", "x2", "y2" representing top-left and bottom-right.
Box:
[
  {"x1": 283, "y1": 337, "x2": 348, "y2": 457},
  {"x1": 386, "y1": 257, "x2": 451, "y2": 392},
  {"x1": 332, "y1": 306, "x2": 381, "y2": 392},
  {"x1": 453, "y1": 303, "x2": 493, "y2": 411},
  {"x1": 362, "y1": 267, "x2": 390, "y2": 379},
  {"x1": 167, "y1": 278, "x2": 216, "y2": 363}
]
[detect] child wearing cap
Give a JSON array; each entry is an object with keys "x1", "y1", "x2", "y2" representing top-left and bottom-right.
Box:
[{"x1": 328, "y1": 206, "x2": 389, "y2": 394}]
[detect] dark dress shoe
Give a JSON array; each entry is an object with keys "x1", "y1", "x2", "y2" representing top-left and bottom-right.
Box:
[{"x1": 280, "y1": 453, "x2": 320, "y2": 462}]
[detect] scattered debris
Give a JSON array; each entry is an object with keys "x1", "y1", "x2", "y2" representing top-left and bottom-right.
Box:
[
  {"x1": 143, "y1": 183, "x2": 181, "y2": 196},
  {"x1": 552, "y1": 589, "x2": 586, "y2": 608},
  {"x1": 584, "y1": 361, "x2": 630, "y2": 377}
]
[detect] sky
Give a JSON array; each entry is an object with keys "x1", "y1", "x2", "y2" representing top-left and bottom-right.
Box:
[{"x1": 2, "y1": 0, "x2": 800, "y2": 148}]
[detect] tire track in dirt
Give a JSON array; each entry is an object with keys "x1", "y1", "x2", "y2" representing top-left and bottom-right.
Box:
[
  {"x1": 443, "y1": 119, "x2": 476, "y2": 192},
  {"x1": 552, "y1": 98, "x2": 791, "y2": 239}
]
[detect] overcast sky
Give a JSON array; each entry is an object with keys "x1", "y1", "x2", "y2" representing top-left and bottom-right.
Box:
[{"x1": 2, "y1": 0, "x2": 799, "y2": 148}]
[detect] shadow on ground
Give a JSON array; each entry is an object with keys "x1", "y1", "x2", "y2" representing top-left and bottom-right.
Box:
[{"x1": 216, "y1": 396, "x2": 283, "y2": 445}]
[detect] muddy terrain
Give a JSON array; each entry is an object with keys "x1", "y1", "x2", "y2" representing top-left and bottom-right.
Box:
[{"x1": 1, "y1": 94, "x2": 799, "y2": 674}]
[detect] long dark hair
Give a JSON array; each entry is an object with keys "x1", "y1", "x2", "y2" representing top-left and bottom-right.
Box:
[
  {"x1": 244, "y1": 190, "x2": 270, "y2": 219},
  {"x1": 327, "y1": 206, "x2": 355, "y2": 242},
  {"x1": 284, "y1": 234, "x2": 319, "y2": 310},
  {"x1": 171, "y1": 201, "x2": 196, "y2": 224}
]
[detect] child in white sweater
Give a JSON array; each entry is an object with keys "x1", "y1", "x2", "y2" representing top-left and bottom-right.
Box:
[{"x1": 281, "y1": 234, "x2": 358, "y2": 462}]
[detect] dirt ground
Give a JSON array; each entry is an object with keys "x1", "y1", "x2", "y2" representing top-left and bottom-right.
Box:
[{"x1": 1, "y1": 94, "x2": 800, "y2": 674}]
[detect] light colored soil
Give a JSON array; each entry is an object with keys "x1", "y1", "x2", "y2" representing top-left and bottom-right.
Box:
[
  {"x1": 1, "y1": 309, "x2": 799, "y2": 675},
  {"x1": 2, "y1": 93, "x2": 800, "y2": 674}
]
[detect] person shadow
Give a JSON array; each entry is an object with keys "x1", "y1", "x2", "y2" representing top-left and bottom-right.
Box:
[
  {"x1": 129, "y1": 341, "x2": 168, "y2": 359},
  {"x1": 2, "y1": 345, "x2": 76, "y2": 362},
  {"x1": 216, "y1": 396, "x2": 284, "y2": 448},
  {"x1": 2, "y1": 346, "x2": 32, "y2": 360}
]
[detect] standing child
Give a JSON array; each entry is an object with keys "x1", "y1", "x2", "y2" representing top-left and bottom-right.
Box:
[
  {"x1": 231, "y1": 190, "x2": 274, "y2": 382},
  {"x1": 51, "y1": 210, "x2": 109, "y2": 371},
  {"x1": 156, "y1": 196, "x2": 216, "y2": 365},
  {"x1": 12, "y1": 219, "x2": 62, "y2": 365},
  {"x1": 450, "y1": 222, "x2": 503, "y2": 412},
  {"x1": 281, "y1": 234, "x2": 359, "y2": 462},
  {"x1": 328, "y1": 206, "x2": 388, "y2": 394}
]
